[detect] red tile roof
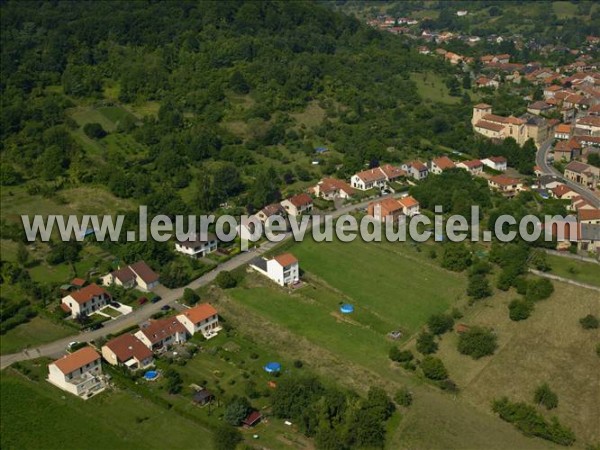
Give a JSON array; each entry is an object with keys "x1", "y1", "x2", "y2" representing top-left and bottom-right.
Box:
[
  {"x1": 273, "y1": 253, "x2": 298, "y2": 267},
  {"x1": 354, "y1": 167, "x2": 388, "y2": 183},
  {"x1": 398, "y1": 196, "x2": 419, "y2": 208},
  {"x1": 317, "y1": 178, "x2": 355, "y2": 195},
  {"x1": 286, "y1": 193, "x2": 313, "y2": 208},
  {"x1": 460, "y1": 159, "x2": 483, "y2": 169},
  {"x1": 473, "y1": 103, "x2": 492, "y2": 109},
  {"x1": 104, "y1": 333, "x2": 153, "y2": 363},
  {"x1": 487, "y1": 156, "x2": 507, "y2": 164},
  {"x1": 432, "y1": 156, "x2": 455, "y2": 170},
  {"x1": 52, "y1": 346, "x2": 100, "y2": 375},
  {"x1": 139, "y1": 317, "x2": 187, "y2": 345},
  {"x1": 379, "y1": 164, "x2": 406, "y2": 179},
  {"x1": 70, "y1": 278, "x2": 86, "y2": 287},
  {"x1": 578, "y1": 209, "x2": 600, "y2": 221},
  {"x1": 552, "y1": 184, "x2": 574, "y2": 198},
  {"x1": 129, "y1": 261, "x2": 159, "y2": 284},
  {"x1": 179, "y1": 303, "x2": 218, "y2": 325},
  {"x1": 489, "y1": 175, "x2": 521, "y2": 186},
  {"x1": 69, "y1": 284, "x2": 110, "y2": 305},
  {"x1": 475, "y1": 120, "x2": 505, "y2": 132}
]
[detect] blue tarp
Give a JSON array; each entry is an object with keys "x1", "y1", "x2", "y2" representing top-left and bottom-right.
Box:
[
  {"x1": 264, "y1": 362, "x2": 281, "y2": 373},
  {"x1": 315, "y1": 147, "x2": 328, "y2": 153},
  {"x1": 340, "y1": 304, "x2": 354, "y2": 314}
]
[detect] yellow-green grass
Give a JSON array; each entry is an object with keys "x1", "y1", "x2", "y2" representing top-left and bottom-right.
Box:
[
  {"x1": 436, "y1": 281, "x2": 600, "y2": 446},
  {"x1": 1, "y1": 186, "x2": 78, "y2": 223},
  {"x1": 127, "y1": 101, "x2": 160, "y2": 118},
  {"x1": 552, "y1": 1, "x2": 580, "y2": 19},
  {"x1": 1, "y1": 370, "x2": 214, "y2": 450},
  {"x1": 410, "y1": 72, "x2": 460, "y2": 105},
  {"x1": 70, "y1": 107, "x2": 118, "y2": 132},
  {"x1": 545, "y1": 254, "x2": 600, "y2": 287},
  {"x1": 0, "y1": 317, "x2": 75, "y2": 355}
]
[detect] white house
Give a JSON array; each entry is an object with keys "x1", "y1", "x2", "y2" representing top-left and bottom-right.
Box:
[
  {"x1": 61, "y1": 284, "x2": 111, "y2": 319},
  {"x1": 488, "y1": 175, "x2": 525, "y2": 196},
  {"x1": 101, "y1": 260, "x2": 159, "y2": 292},
  {"x1": 250, "y1": 253, "x2": 300, "y2": 287},
  {"x1": 481, "y1": 156, "x2": 508, "y2": 171},
  {"x1": 401, "y1": 161, "x2": 429, "y2": 180},
  {"x1": 280, "y1": 193, "x2": 313, "y2": 216},
  {"x1": 398, "y1": 195, "x2": 420, "y2": 216},
  {"x1": 429, "y1": 156, "x2": 456, "y2": 174},
  {"x1": 47, "y1": 346, "x2": 105, "y2": 399},
  {"x1": 350, "y1": 165, "x2": 404, "y2": 191},
  {"x1": 313, "y1": 178, "x2": 355, "y2": 200},
  {"x1": 135, "y1": 317, "x2": 188, "y2": 351},
  {"x1": 176, "y1": 303, "x2": 221, "y2": 339},
  {"x1": 456, "y1": 159, "x2": 484, "y2": 175},
  {"x1": 175, "y1": 233, "x2": 218, "y2": 258},
  {"x1": 255, "y1": 203, "x2": 286, "y2": 223},
  {"x1": 101, "y1": 333, "x2": 154, "y2": 371}
]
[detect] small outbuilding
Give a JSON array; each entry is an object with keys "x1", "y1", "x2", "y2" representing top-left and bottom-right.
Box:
[
  {"x1": 242, "y1": 411, "x2": 262, "y2": 428},
  {"x1": 192, "y1": 389, "x2": 215, "y2": 406}
]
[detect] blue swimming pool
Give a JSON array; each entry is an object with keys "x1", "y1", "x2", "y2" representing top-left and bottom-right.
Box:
[
  {"x1": 340, "y1": 304, "x2": 354, "y2": 314},
  {"x1": 144, "y1": 370, "x2": 159, "y2": 381}
]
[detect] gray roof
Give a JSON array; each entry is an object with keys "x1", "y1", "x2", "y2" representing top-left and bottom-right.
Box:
[{"x1": 580, "y1": 223, "x2": 600, "y2": 242}]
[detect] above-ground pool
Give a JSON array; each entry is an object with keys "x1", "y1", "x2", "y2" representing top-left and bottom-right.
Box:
[
  {"x1": 340, "y1": 304, "x2": 354, "y2": 314},
  {"x1": 144, "y1": 370, "x2": 159, "y2": 381},
  {"x1": 263, "y1": 362, "x2": 281, "y2": 373}
]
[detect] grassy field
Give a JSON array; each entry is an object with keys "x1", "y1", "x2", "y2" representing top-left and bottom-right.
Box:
[
  {"x1": 410, "y1": 72, "x2": 460, "y2": 105},
  {"x1": 1, "y1": 370, "x2": 214, "y2": 450},
  {"x1": 0, "y1": 317, "x2": 75, "y2": 355},
  {"x1": 436, "y1": 280, "x2": 600, "y2": 446},
  {"x1": 545, "y1": 254, "x2": 600, "y2": 287}
]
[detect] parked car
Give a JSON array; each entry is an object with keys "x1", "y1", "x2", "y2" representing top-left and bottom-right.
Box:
[
  {"x1": 67, "y1": 341, "x2": 80, "y2": 350},
  {"x1": 90, "y1": 323, "x2": 104, "y2": 331},
  {"x1": 138, "y1": 297, "x2": 148, "y2": 305},
  {"x1": 151, "y1": 295, "x2": 162, "y2": 303},
  {"x1": 160, "y1": 305, "x2": 170, "y2": 311}
]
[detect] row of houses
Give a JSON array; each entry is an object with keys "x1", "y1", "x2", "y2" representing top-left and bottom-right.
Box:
[{"x1": 48, "y1": 302, "x2": 221, "y2": 398}]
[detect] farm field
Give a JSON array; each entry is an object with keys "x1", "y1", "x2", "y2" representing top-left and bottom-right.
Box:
[
  {"x1": 0, "y1": 317, "x2": 75, "y2": 355},
  {"x1": 545, "y1": 254, "x2": 600, "y2": 287},
  {"x1": 0, "y1": 370, "x2": 214, "y2": 450},
  {"x1": 436, "y1": 281, "x2": 600, "y2": 446}
]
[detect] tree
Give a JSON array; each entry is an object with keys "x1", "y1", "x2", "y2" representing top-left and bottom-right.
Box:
[
  {"x1": 164, "y1": 369, "x2": 183, "y2": 394},
  {"x1": 212, "y1": 424, "x2": 242, "y2": 450},
  {"x1": 230, "y1": 70, "x2": 250, "y2": 94},
  {"x1": 16, "y1": 243, "x2": 29, "y2": 267},
  {"x1": 525, "y1": 278, "x2": 554, "y2": 302},
  {"x1": 394, "y1": 387, "x2": 413, "y2": 407},
  {"x1": 416, "y1": 331, "x2": 438, "y2": 355},
  {"x1": 457, "y1": 326, "x2": 497, "y2": 359},
  {"x1": 441, "y1": 243, "x2": 472, "y2": 272},
  {"x1": 509, "y1": 299, "x2": 533, "y2": 321},
  {"x1": 216, "y1": 271, "x2": 237, "y2": 289},
  {"x1": 421, "y1": 356, "x2": 448, "y2": 380},
  {"x1": 427, "y1": 313, "x2": 454, "y2": 335},
  {"x1": 580, "y1": 314, "x2": 599, "y2": 330},
  {"x1": 389, "y1": 347, "x2": 414, "y2": 362},
  {"x1": 83, "y1": 122, "x2": 107, "y2": 139},
  {"x1": 534, "y1": 383, "x2": 558, "y2": 410},
  {"x1": 467, "y1": 274, "x2": 492, "y2": 300},
  {"x1": 588, "y1": 153, "x2": 600, "y2": 168},
  {"x1": 224, "y1": 396, "x2": 251, "y2": 426},
  {"x1": 182, "y1": 288, "x2": 200, "y2": 305},
  {"x1": 365, "y1": 386, "x2": 395, "y2": 421}
]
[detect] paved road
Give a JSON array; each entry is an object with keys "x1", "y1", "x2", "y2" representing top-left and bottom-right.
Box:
[
  {"x1": 536, "y1": 139, "x2": 600, "y2": 207},
  {"x1": 0, "y1": 193, "x2": 399, "y2": 369}
]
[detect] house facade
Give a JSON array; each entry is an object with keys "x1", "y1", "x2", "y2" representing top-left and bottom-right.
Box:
[
  {"x1": 135, "y1": 317, "x2": 188, "y2": 351},
  {"x1": 48, "y1": 347, "x2": 105, "y2": 398},
  {"x1": 456, "y1": 159, "x2": 484, "y2": 175},
  {"x1": 429, "y1": 156, "x2": 455, "y2": 174},
  {"x1": 401, "y1": 161, "x2": 429, "y2": 180},
  {"x1": 367, "y1": 196, "x2": 420, "y2": 221},
  {"x1": 61, "y1": 284, "x2": 111, "y2": 319},
  {"x1": 281, "y1": 193, "x2": 313, "y2": 216},
  {"x1": 176, "y1": 303, "x2": 221, "y2": 339},
  {"x1": 564, "y1": 161, "x2": 599, "y2": 188},
  {"x1": 175, "y1": 233, "x2": 218, "y2": 258},
  {"x1": 488, "y1": 175, "x2": 525, "y2": 196},
  {"x1": 101, "y1": 333, "x2": 154, "y2": 370},
  {"x1": 101, "y1": 260, "x2": 159, "y2": 292},
  {"x1": 250, "y1": 253, "x2": 300, "y2": 287},
  {"x1": 481, "y1": 156, "x2": 507, "y2": 171},
  {"x1": 313, "y1": 178, "x2": 354, "y2": 200}
]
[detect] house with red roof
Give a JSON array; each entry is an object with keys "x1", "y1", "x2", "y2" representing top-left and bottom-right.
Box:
[
  {"x1": 48, "y1": 346, "x2": 105, "y2": 398},
  {"x1": 564, "y1": 160, "x2": 599, "y2": 189},
  {"x1": 367, "y1": 195, "x2": 420, "y2": 221},
  {"x1": 176, "y1": 303, "x2": 221, "y2": 339},
  {"x1": 61, "y1": 283, "x2": 111, "y2": 319},
  {"x1": 551, "y1": 184, "x2": 578, "y2": 200},
  {"x1": 250, "y1": 252, "x2": 300, "y2": 287},
  {"x1": 481, "y1": 156, "x2": 507, "y2": 172},
  {"x1": 456, "y1": 159, "x2": 484, "y2": 175},
  {"x1": 281, "y1": 193, "x2": 313, "y2": 217},
  {"x1": 135, "y1": 317, "x2": 188, "y2": 351},
  {"x1": 101, "y1": 333, "x2": 154, "y2": 370},
  {"x1": 429, "y1": 156, "x2": 455, "y2": 175},
  {"x1": 488, "y1": 175, "x2": 525, "y2": 196},
  {"x1": 350, "y1": 164, "x2": 405, "y2": 190},
  {"x1": 175, "y1": 232, "x2": 218, "y2": 258},
  {"x1": 313, "y1": 178, "x2": 355, "y2": 200},
  {"x1": 554, "y1": 123, "x2": 571, "y2": 140},
  {"x1": 401, "y1": 161, "x2": 429, "y2": 180},
  {"x1": 101, "y1": 260, "x2": 160, "y2": 292}
]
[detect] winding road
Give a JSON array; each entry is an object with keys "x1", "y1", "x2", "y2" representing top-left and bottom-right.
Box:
[
  {"x1": 536, "y1": 138, "x2": 600, "y2": 207},
  {"x1": 0, "y1": 193, "x2": 398, "y2": 369}
]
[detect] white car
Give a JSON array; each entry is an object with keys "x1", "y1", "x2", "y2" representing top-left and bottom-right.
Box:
[{"x1": 67, "y1": 341, "x2": 80, "y2": 351}]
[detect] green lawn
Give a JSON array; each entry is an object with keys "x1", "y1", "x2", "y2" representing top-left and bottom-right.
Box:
[
  {"x1": 546, "y1": 254, "x2": 600, "y2": 287},
  {"x1": 410, "y1": 72, "x2": 460, "y2": 105},
  {"x1": 0, "y1": 370, "x2": 214, "y2": 450},
  {"x1": 0, "y1": 317, "x2": 75, "y2": 355}
]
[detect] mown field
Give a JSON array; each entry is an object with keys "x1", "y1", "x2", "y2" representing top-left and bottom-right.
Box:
[
  {"x1": 0, "y1": 370, "x2": 214, "y2": 450},
  {"x1": 545, "y1": 254, "x2": 600, "y2": 287},
  {"x1": 0, "y1": 316, "x2": 75, "y2": 355}
]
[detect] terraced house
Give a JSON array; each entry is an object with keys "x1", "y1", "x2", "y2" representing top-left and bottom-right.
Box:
[{"x1": 61, "y1": 283, "x2": 111, "y2": 319}]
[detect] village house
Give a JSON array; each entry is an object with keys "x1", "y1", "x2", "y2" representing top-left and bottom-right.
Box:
[
  {"x1": 575, "y1": 116, "x2": 600, "y2": 137},
  {"x1": 175, "y1": 233, "x2": 218, "y2": 258},
  {"x1": 564, "y1": 160, "x2": 599, "y2": 189},
  {"x1": 281, "y1": 193, "x2": 313, "y2": 217},
  {"x1": 255, "y1": 203, "x2": 286, "y2": 223},
  {"x1": 527, "y1": 101, "x2": 554, "y2": 116},
  {"x1": 569, "y1": 195, "x2": 596, "y2": 212},
  {"x1": 475, "y1": 77, "x2": 499, "y2": 89},
  {"x1": 350, "y1": 164, "x2": 405, "y2": 190},
  {"x1": 101, "y1": 333, "x2": 154, "y2": 371},
  {"x1": 176, "y1": 303, "x2": 221, "y2": 339},
  {"x1": 135, "y1": 317, "x2": 188, "y2": 351},
  {"x1": 488, "y1": 175, "x2": 525, "y2": 196},
  {"x1": 481, "y1": 156, "x2": 507, "y2": 171},
  {"x1": 101, "y1": 260, "x2": 159, "y2": 292},
  {"x1": 554, "y1": 123, "x2": 571, "y2": 140},
  {"x1": 61, "y1": 283, "x2": 111, "y2": 319},
  {"x1": 543, "y1": 85, "x2": 563, "y2": 99},
  {"x1": 47, "y1": 346, "x2": 105, "y2": 399},
  {"x1": 551, "y1": 184, "x2": 579, "y2": 200},
  {"x1": 579, "y1": 209, "x2": 600, "y2": 225},
  {"x1": 401, "y1": 161, "x2": 428, "y2": 180},
  {"x1": 456, "y1": 159, "x2": 484, "y2": 175},
  {"x1": 429, "y1": 156, "x2": 455, "y2": 174},
  {"x1": 553, "y1": 140, "x2": 580, "y2": 162},
  {"x1": 367, "y1": 196, "x2": 420, "y2": 221},
  {"x1": 312, "y1": 178, "x2": 354, "y2": 200},
  {"x1": 250, "y1": 253, "x2": 300, "y2": 287}
]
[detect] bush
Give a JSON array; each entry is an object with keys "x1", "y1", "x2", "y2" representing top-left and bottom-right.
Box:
[
  {"x1": 420, "y1": 356, "x2": 448, "y2": 381},
  {"x1": 580, "y1": 314, "x2": 599, "y2": 330},
  {"x1": 427, "y1": 313, "x2": 454, "y2": 335},
  {"x1": 394, "y1": 387, "x2": 413, "y2": 407},
  {"x1": 223, "y1": 396, "x2": 251, "y2": 426},
  {"x1": 182, "y1": 288, "x2": 200, "y2": 305},
  {"x1": 457, "y1": 326, "x2": 497, "y2": 359},
  {"x1": 212, "y1": 424, "x2": 242, "y2": 450},
  {"x1": 389, "y1": 347, "x2": 414, "y2": 363},
  {"x1": 525, "y1": 278, "x2": 554, "y2": 302},
  {"x1": 508, "y1": 299, "x2": 533, "y2": 321},
  {"x1": 216, "y1": 271, "x2": 237, "y2": 289},
  {"x1": 293, "y1": 359, "x2": 303, "y2": 368},
  {"x1": 416, "y1": 331, "x2": 438, "y2": 355},
  {"x1": 467, "y1": 274, "x2": 492, "y2": 301},
  {"x1": 534, "y1": 383, "x2": 558, "y2": 410},
  {"x1": 83, "y1": 122, "x2": 107, "y2": 139}
]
